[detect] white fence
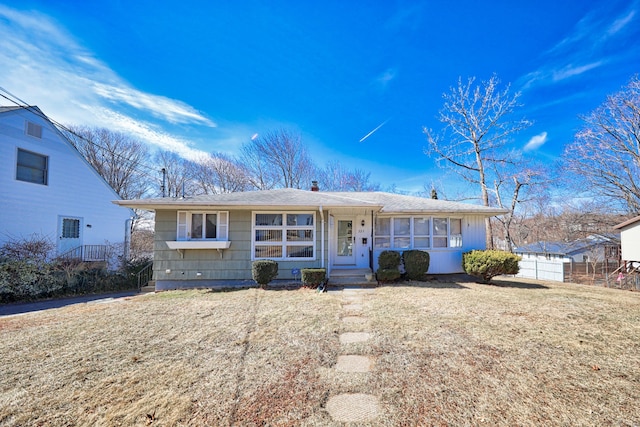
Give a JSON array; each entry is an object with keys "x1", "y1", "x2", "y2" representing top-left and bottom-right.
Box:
[{"x1": 517, "y1": 258, "x2": 565, "y2": 282}]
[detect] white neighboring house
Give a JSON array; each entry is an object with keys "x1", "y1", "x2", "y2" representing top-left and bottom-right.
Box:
[
  {"x1": 0, "y1": 106, "x2": 133, "y2": 265},
  {"x1": 613, "y1": 215, "x2": 640, "y2": 270},
  {"x1": 514, "y1": 235, "x2": 620, "y2": 282}
]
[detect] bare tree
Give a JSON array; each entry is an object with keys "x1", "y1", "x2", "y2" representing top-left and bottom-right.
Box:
[
  {"x1": 317, "y1": 160, "x2": 380, "y2": 191},
  {"x1": 189, "y1": 152, "x2": 250, "y2": 194},
  {"x1": 490, "y1": 155, "x2": 549, "y2": 251},
  {"x1": 240, "y1": 129, "x2": 315, "y2": 189},
  {"x1": 423, "y1": 74, "x2": 532, "y2": 248},
  {"x1": 562, "y1": 75, "x2": 640, "y2": 214},
  {"x1": 64, "y1": 126, "x2": 150, "y2": 200}
]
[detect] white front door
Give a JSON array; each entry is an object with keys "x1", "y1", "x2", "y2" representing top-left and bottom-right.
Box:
[
  {"x1": 57, "y1": 216, "x2": 83, "y2": 255},
  {"x1": 334, "y1": 218, "x2": 355, "y2": 265}
]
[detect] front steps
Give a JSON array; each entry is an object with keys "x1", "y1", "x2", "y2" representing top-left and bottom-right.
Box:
[
  {"x1": 140, "y1": 280, "x2": 156, "y2": 293},
  {"x1": 329, "y1": 268, "x2": 375, "y2": 286}
]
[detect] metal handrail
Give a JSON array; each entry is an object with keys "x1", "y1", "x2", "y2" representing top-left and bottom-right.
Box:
[
  {"x1": 57, "y1": 245, "x2": 108, "y2": 262},
  {"x1": 136, "y1": 261, "x2": 154, "y2": 290}
]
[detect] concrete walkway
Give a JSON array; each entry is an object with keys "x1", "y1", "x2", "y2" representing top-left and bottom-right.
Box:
[{"x1": 326, "y1": 287, "x2": 380, "y2": 422}]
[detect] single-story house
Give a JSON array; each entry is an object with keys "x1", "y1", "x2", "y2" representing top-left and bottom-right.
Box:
[
  {"x1": 613, "y1": 215, "x2": 640, "y2": 271},
  {"x1": 514, "y1": 234, "x2": 620, "y2": 263},
  {"x1": 114, "y1": 188, "x2": 506, "y2": 290},
  {"x1": 514, "y1": 235, "x2": 620, "y2": 282}
]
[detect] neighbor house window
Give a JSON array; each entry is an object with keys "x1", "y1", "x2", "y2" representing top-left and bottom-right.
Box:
[
  {"x1": 253, "y1": 212, "x2": 315, "y2": 260},
  {"x1": 16, "y1": 148, "x2": 48, "y2": 185},
  {"x1": 374, "y1": 216, "x2": 461, "y2": 249},
  {"x1": 177, "y1": 211, "x2": 228, "y2": 240}
]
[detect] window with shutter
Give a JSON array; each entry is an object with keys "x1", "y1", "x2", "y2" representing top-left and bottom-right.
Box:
[{"x1": 176, "y1": 211, "x2": 229, "y2": 241}]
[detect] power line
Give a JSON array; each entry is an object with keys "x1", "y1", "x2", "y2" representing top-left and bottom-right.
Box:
[{"x1": 0, "y1": 87, "x2": 165, "y2": 187}]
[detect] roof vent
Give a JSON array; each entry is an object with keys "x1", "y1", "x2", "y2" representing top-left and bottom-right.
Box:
[{"x1": 311, "y1": 180, "x2": 319, "y2": 191}]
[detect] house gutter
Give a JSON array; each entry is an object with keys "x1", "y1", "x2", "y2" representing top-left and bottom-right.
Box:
[
  {"x1": 319, "y1": 206, "x2": 325, "y2": 269},
  {"x1": 124, "y1": 217, "x2": 134, "y2": 261}
]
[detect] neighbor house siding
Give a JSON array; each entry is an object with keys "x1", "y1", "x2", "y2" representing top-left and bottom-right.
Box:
[
  {"x1": 620, "y1": 222, "x2": 640, "y2": 261},
  {"x1": 0, "y1": 108, "x2": 130, "y2": 256}
]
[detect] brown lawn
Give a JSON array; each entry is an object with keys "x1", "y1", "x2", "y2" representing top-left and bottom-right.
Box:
[{"x1": 1, "y1": 278, "x2": 639, "y2": 426}]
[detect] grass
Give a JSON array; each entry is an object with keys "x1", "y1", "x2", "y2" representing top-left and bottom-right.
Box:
[{"x1": 1, "y1": 278, "x2": 639, "y2": 426}]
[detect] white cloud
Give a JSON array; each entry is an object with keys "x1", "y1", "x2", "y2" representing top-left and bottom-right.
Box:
[
  {"x1": 0, "y1": 5, "x2": 214, "y2": 158},
  {"x1": 552, "y1": 61, "x2": 605, "y2": 82},
  {"x1": 607, "y1": 9, "x2": 636, "y2": 36},
  {"x1": 376, "y1": 68, "x2": 397, "y2": 88},
  {"x1": 518, "y1": 3, "x2": 637, "y2": 90},
  {"x1": 524, "y1": 132, "x2": 548, "y2": 151}
]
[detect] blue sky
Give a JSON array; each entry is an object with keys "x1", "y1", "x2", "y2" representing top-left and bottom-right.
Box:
[{"x1": 1, "y1": 0, "x2": 638, "y2": 193}]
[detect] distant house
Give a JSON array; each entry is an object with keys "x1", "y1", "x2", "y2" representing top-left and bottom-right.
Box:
[
  {"x1": 613, "y1": 215, "x2": 640, "y2": 272},
  {"x1": 115, "y1": 188, "x2": 506, "y2": 290},
  {"x1": 515, "y1": 235, "x2": 620, "y2": 282},
  {"x1": 0, "y1": 106, "x2": 133, "y2": 265}
]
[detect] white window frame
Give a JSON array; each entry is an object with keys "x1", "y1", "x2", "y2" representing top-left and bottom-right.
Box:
[
  {"x1": 176, "y1": 211, "x2": 229, "y2": 241},
  {"x1": 252, "y1": 211, "x2": 315, "y2": 261},
  {"x1": 374, "y1": 216, "x2": 462, "y2": 250}
]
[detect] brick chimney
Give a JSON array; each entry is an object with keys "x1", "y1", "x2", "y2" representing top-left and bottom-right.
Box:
[{"x1": 311, "y1": 180, "x2": 319, "y2": 191}]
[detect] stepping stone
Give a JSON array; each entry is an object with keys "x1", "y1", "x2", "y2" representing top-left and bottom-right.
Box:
[
  {"x1": 326, "y1": 393, "x2": 380, "y2": 422},
  {"x1": 343, "y1": 303, "x2": 363, "y2": 312},
  {"x1": 336, "y1": 355, "x2": 374, "y2": 372},
  {"x1": 339, "y1": 332, "x2": 371, "y2": 344},
  {"x1": 343, "y1": 288, "x2": 376, "y2": 295},
  {"x1": 342, "y1": 316, "x2": 368, "y2": 324}
]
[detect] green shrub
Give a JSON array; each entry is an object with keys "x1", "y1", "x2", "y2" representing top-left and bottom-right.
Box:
[
  {"x1": 301, "y1": 268, "x2": 326, "y2": 286},
  {"x1": 376, "y1": 250, "x2": 401, "y2": 283},
  {"x1": 376, "y1": 268, "x2": 402, "y2": 283},
  {"x1": 0, "y1": 259, "x2": 134, "y2": 303},
  {"x1": 252, "y1": 260, "x2": 279, "y2": 287},
  {"x1": 378, "y1": 250, "x2": 401, "y2": 269},
  {"x1": 462, "y1": 250, "x2": 521, "y2": 283},
  {"x1": 403, "y1": 250, "x2": 430, "y2": 280}
]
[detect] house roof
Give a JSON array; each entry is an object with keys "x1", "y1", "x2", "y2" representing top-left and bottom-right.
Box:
[
  {"x1": 0, "y1": 105, "x2": 42, "y2": 114},
  {"x1": 114, "y1": 188, "x2": 508, "y2": 216},
  {"x1": 515, "y1": 234, "x2": 619, "y2": 256},
  {"x1": 613, "y1": 215, "x2": 640, "y2": 230}
]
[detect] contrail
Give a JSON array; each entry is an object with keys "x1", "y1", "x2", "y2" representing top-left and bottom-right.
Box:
[{"x1": 359, "y1": 119, "x2": 389, "y2": 142}]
